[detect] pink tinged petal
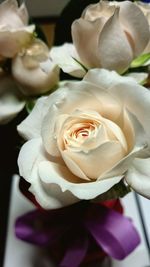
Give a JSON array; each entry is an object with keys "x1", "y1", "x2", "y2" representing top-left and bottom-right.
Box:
[
  {"x1": 17, "y1": 138, "x2": 47, "y2": 183},
  {"x1": 0, "y1": 74, "x2": 25, "y2": 124},
  {"x1": 62, "y1": 141, "x2": 126, "y2": 180},
  {"x1": 98, "y1": 8, "x2": 133, "y2": 73},
  {"x1": 119, "y1": 1, "x2": 150, "y2": 56},
  {"x1": 39, "y1": 161, "x2": 123, "y2": 201},
  {"x1": 72, "y1": 18, "x2": 105, "y2": 68},
  {"x1": 50, "y1": 44, "x2": 86, "y2": 78},
  {"x1": 17, "y1": 96, "x2": 49, "y2": 140},
  {"x1": 125, "y1": 158, "x2": 150, "y2": 199}
]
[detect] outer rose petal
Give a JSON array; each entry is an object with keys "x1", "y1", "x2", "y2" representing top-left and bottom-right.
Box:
[
  {"x1": 18, "y1": 138, "x2": 79, "y2": 209},
  {"x1": 125, "y1": 158, "x2": 150, "y2": 199},
  {"x1": 39, "y1": 161, "x2": 123, "y2": 206},
  {"x1": 98, "y1": 9, "x2": 133, "y2": 73},
  {"x1": 17, "y1": 96, "x2": 49, "y2": 140},
  {"x1": 119, "y1": 1, "x2": 150, "y2": 56},
  {"x1": 84, "y1": 69, "x2": 150, "y2": 145},
  {"x1": 12, "y1": 55, "x2": 60, "y2": 95},
  {"x1": 72, "y1": 18, "x2": 105, "y2": 68},
  {"x1": 50, "y1": 43, "x2": 86, "y2": 78},
  {"x1": 0, "y1": 75, "x2": 25, "y2": 124}
]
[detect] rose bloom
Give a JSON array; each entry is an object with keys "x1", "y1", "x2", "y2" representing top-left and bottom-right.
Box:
[
  {"x1": 12, "y1": 39, "x2": 60, "y2": 95},
  {"x1": 0, "y1": 0, "x2": 35, "y2": 58},
  {"x1": 18, "y1": 69, "x2": 150, "y2": 209},
  {"x1": 51, "y1": 0, "x2": 150, "y2": 77}
]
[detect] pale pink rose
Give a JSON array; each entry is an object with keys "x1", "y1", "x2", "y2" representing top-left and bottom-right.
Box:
[
  {"x1": 17, "y1": 69, "x2": 150, "y2": 209},
  {"x1": 51, "y1": 1, "x2": 150, "y2": 77},
  {"x1": 0, "y1": 0, "x2": 35, "y2": 58},
  {"x1": 12, "y1": 39, "x2": 60, "y2": 95}
]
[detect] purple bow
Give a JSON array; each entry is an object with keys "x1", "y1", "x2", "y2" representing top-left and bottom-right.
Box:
[{"x1": 15, "y1": 201, "x2": 140, "y2": 267}]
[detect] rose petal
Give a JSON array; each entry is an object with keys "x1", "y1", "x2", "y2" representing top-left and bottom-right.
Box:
[
  {"x1": 39, "y1": 160, "x2": 123, "y2": 202},
  {"x1": 72, "y1": 18, "x2": 105, "y2": 68},
  {"x1": 119, "y1": 1, "x2": 150, "y2": 56},
  {"x1": 100, "y1": 110, "x2": 148, "y2": 179},
  {"x1": 17, "y1": 96, "x2": 48, "y2": 140},
  {"x1": 0, "y1": 26, "x2": 35, "y2": 58},
  {"x1": 12, "y1": 55, "x2": 60, "y2": 95},
  {"x1": 41, "y1": 83, "x2": 102, "y2": 157},
  {"x1": 18, "y1": 138, "x2": 47, "y2": 182},
  {"x1": 62, "y1": 141, "x2": 126, "y2": 179},
  {"x1": 98, "y1": 8, "x2": 133, "y2": 73},
  {"x1": 125, "y1": 72, "x2": 148, "y2": 84},
  {"x1": 125, "y1": 158, "x2": 150, "y2": 199},
  {"x1": 50, "y1": 43, "x2": 86, "y2": 78}
]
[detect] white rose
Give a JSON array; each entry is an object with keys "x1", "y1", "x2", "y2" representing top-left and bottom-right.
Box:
[
  {"x1": 0, "y1": 0, "x2": 35, "y2": 58},
  {"x1": 18, "y1": 69, "x2": 150, "y2": 209},
  {"x1": 51, "y1": 0, "x2": 150, "y2": 77}
]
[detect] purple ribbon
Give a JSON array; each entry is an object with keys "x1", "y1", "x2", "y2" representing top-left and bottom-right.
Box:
[{"x1": 15, "y1": 201, "x2": 140, "y2": 267}]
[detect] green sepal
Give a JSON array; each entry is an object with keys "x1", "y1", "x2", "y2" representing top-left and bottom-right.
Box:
[{"x1": 130, "y1": 53, "x2": 150, "y2": 68}]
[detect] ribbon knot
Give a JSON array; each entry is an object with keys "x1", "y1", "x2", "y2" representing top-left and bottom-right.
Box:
[{"x1": 15, "y1": 200, "x2": 140, "y2": 267}]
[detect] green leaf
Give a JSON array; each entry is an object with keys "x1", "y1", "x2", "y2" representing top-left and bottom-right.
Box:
[
  {"x1": 25, "y1": 99, "x2": 36, "y2": 113},
  {"x1": 130, "y1": 53, "x2": 150, "y2": 68}
]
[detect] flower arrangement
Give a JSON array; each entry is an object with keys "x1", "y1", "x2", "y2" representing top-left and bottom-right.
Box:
[{"x1": 1, "y1": 0, "x2": 150, "y2": 266}]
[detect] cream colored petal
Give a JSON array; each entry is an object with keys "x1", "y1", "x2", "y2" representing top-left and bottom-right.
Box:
[
  {"x1": 98, "y1": 8, "x2": 133, "y2": 73},
  {"x1": 12, "y1": 56, "x2": 60, "y2": 95},
  {"x1": 0, "y1": 74, "x2": 25, "y2": 124},
  {"x1": 83, "y1": 68, "x2": 135, "y2": 91},
  {"x1": 108, "y1": 79, "x2": 150, "y2": 146},
  {"x1": 72, "y1": 18, "x2": 105, "y2": 67},
  {"x1": 125, "y1": 158, "x2": 150, "y2": 199},
  {"x1": 125, "y1": 72, "x2": 148, "y2": 85},
  {"x1": 50, "y1": 43, "x2": 86, "y2": 78},
  {"x1": 82, "y1": 1, "x2": 115, "y2": 21},
  {"x1": 100, "y1": 110, "x2": 148, "y2": 179},
  {"x1": 18, "y1": 138, "x2": 47, "y2": 183},
  {"x1": 18, "y1": 138, "x2": 79, "y2": 209},
  {"x1": 62, "y1": 141, "x2": 126, "y2": 180},
  {"x1": 39, "y1": 161, "x2": 123, "y2": 201},
  {"x1": 0, "y1": 26, "x2": 35, "y2": 58},
  {"x1": 41, "y1": 83, "x2": 101, "y2": 156},
  {"x1": 17, "y1": 96, "x2": 48, "y2": 140},
  {"x1": 119, "y1": 1, "x2": 150, "y2": 56}
]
